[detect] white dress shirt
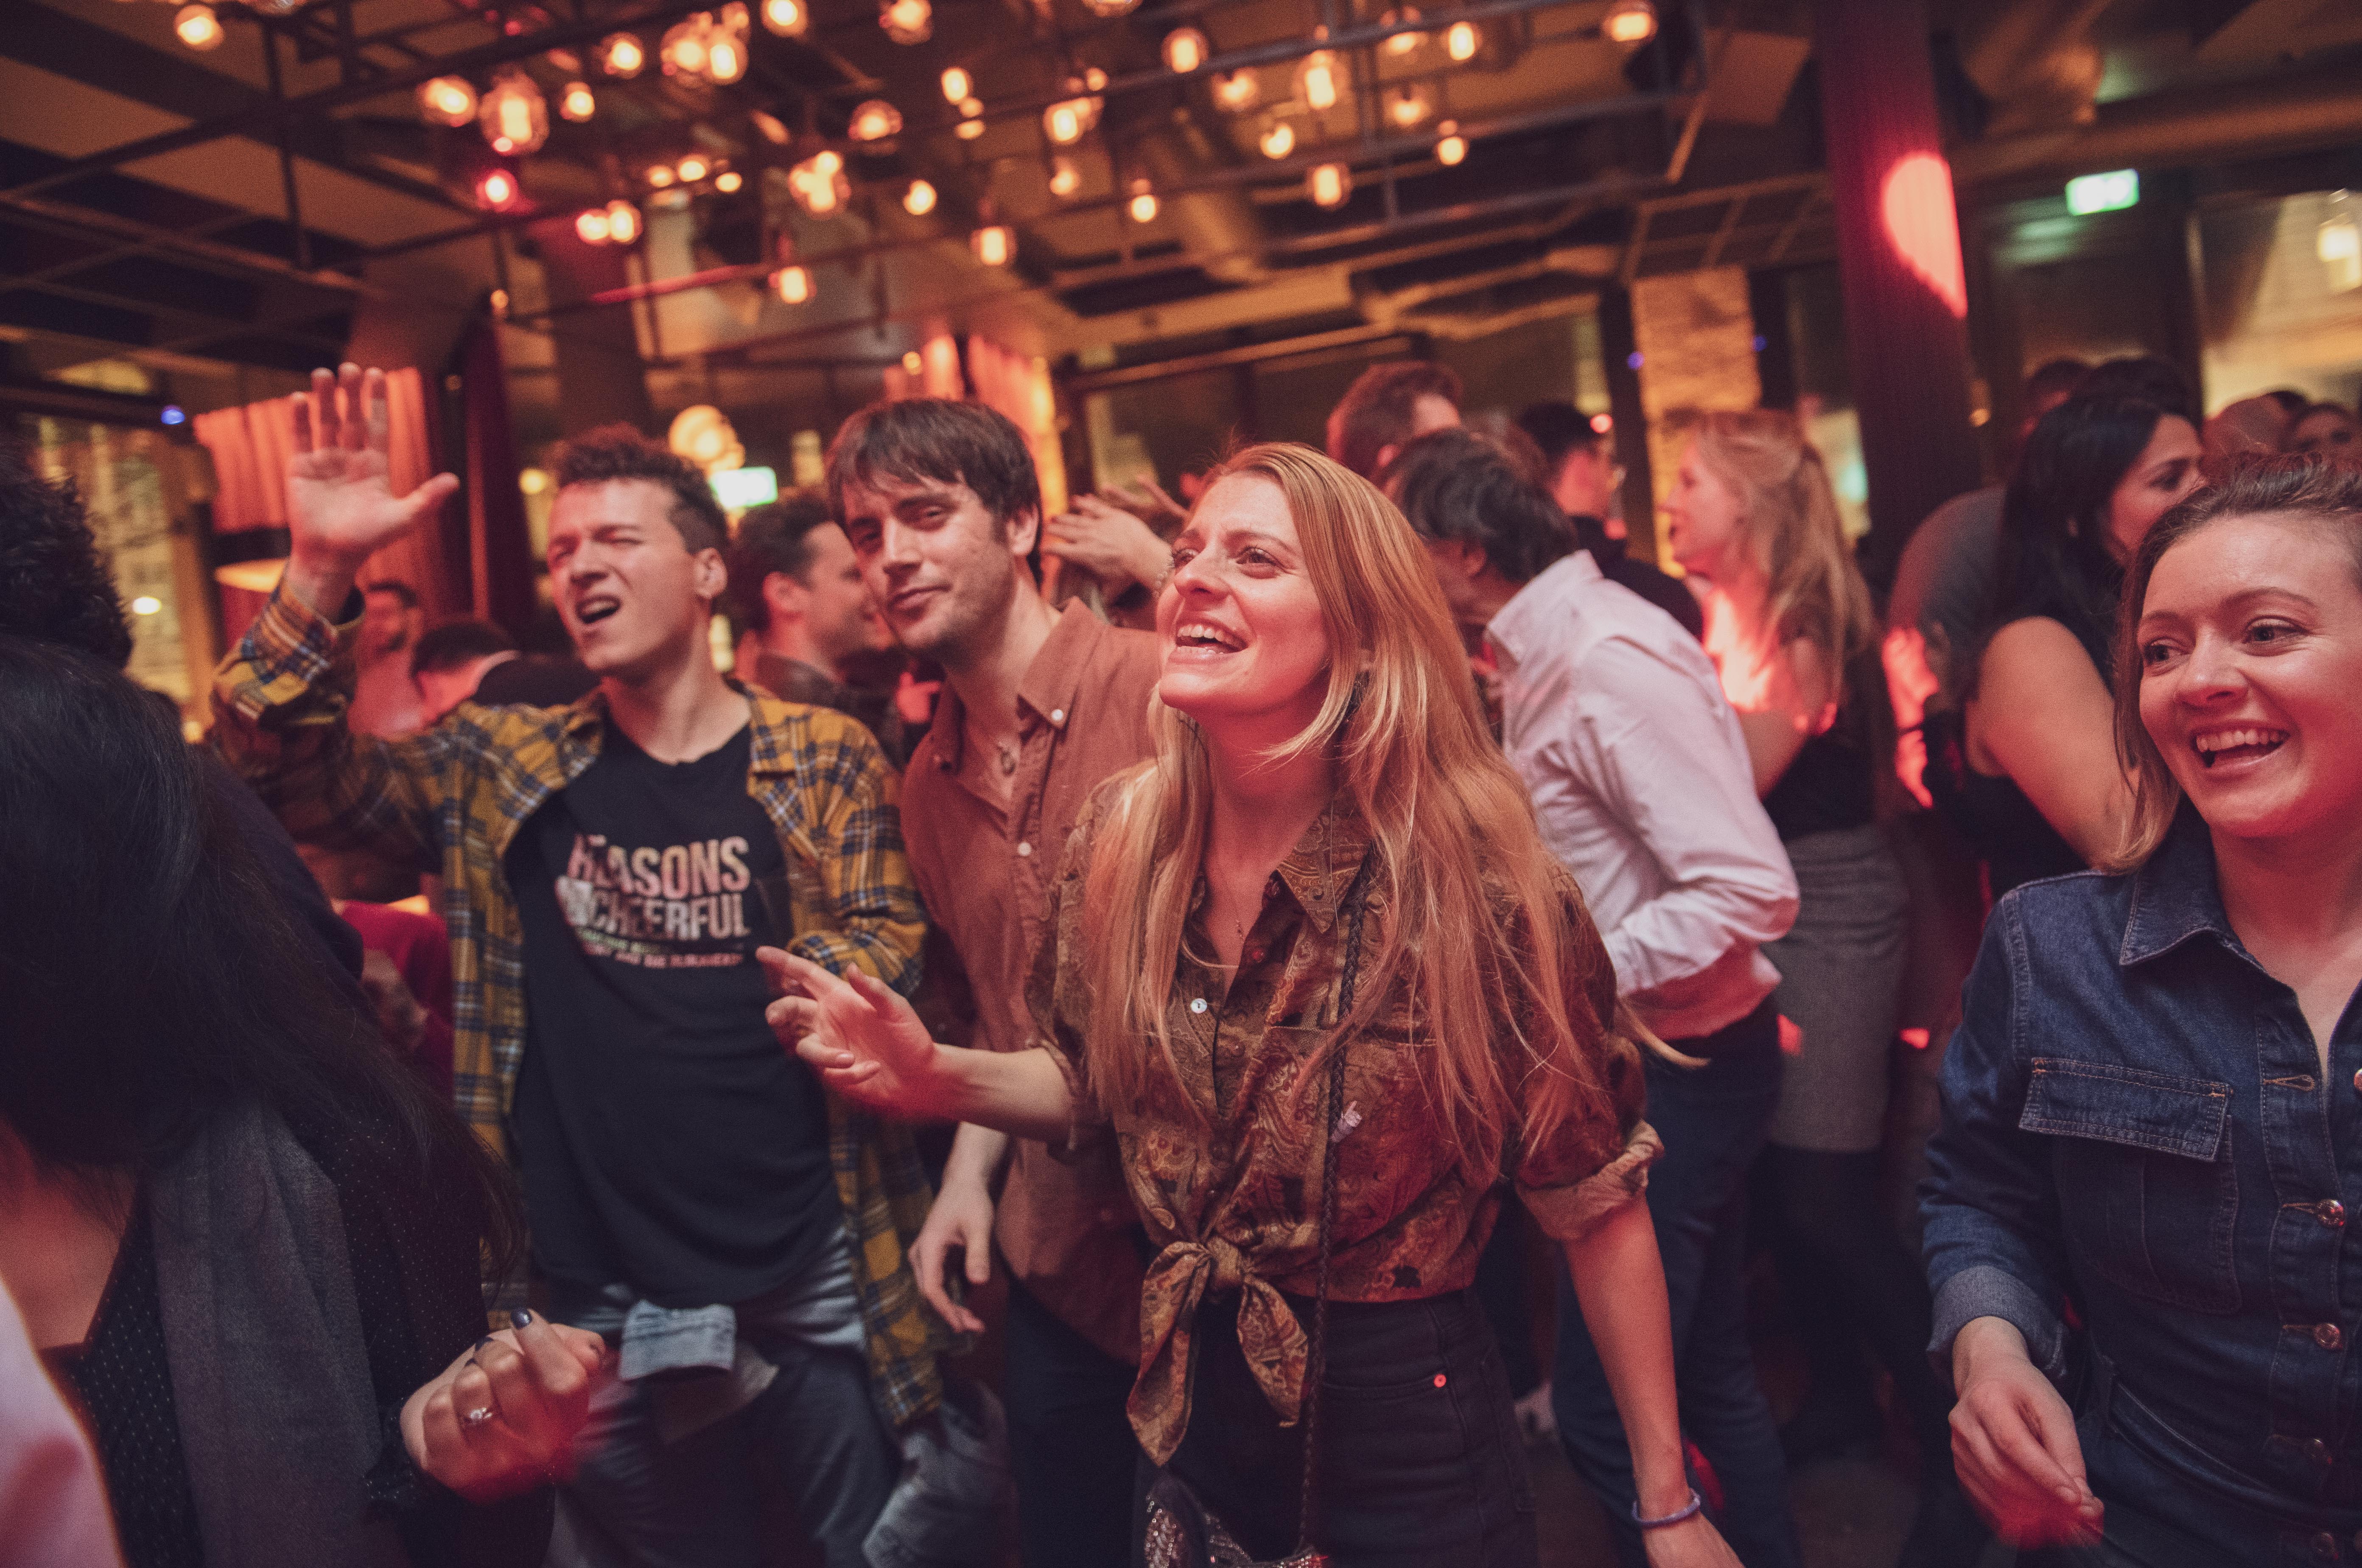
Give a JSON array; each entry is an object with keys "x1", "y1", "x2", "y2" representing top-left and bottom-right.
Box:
[{"x1": 1488, "y1": 551, "x2": 1799, "y2": 1041}]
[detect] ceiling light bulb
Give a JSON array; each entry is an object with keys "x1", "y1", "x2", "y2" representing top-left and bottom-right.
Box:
[
  {"x1": 903, "y1": 350, "x2": 925, "y2": 373},
  {"x1": 1602, "y1": 0, "x2": 1656, "y2": 44},
  {"x1": 940, "y1": 67, "x2": 972, "y2": 103},
  {"x1": 479, "y1": 70, "x2": 549, "y2": 157},
  {"x1": 1434, "y1": 120, "x2": 1466, "y2": 165},
  {"x1": 418, "y1": 76, "x2": 478, "y2": 128},
  {"x1": 761, "y1": 0, "x2": 809, "y2": 34},
  {"x1": 788, "y1": 151, "x2": 849, "y2": 215},
  {"x1": 1295, "y1": 50, "x2": 1342, "y2": 112},
  {"x1": 576, "y1": 208, "x2": 613, "y2": 243},
  {"x1": 705, "y1": 34, "x2": 746, "y2": 82},
  {"x1": 879, "y1": 0, "x2": 932, "y2": 45},
  {"x1": 971, "y1": 224, "x2": 1013, "y2": 267},
  {"x1": 1048, "y1": 155, "x2": 1081, "y2": 197},
  {"x1": 1211, "y1": 69, "x2": 1260, "y2": 111},
  {"x1": 1084, "y1": 67, "x2": 1109, "y2": 91},
  {"x1": 646, "y1": 164, "x2": 676, "y2": 187},
  {"x1": 476, "y1": 168, "x2": 520, "y2": 209},
  {"x1": 661, "y1": 18, "x2": 710, "y2": 75},
  {"x1": 849, "y1": 99, "x2": 904, "y2": 141},
  {"x1": 559, "y1": 81, "x2": 596, "y2": 121},
  {"x1": 1127, "y1": 180, "x2": 1158, "y2": 223},
  {"x1": 773, "y1": 265, "x2": 813, "y2": 304},
  {"x1": 1043, "y1": 98, "x2": 1091, "y2": 146},
  {"x1": 1444, "y1": 20, "x2": 1479, "y2": 60},
  {"x1": 677, "y1": 154, "x2": 711, "y2": 183},
  {"x1": 955, "y1": 117, "x2": 985, "y2": 139},
  {"x1": 1383, "y1": 82, "x2": 1433, "y2": 128},
  {"x1": 605, "y1": 200, "x2": 643, "y2": 242},
  {"x1": 1307, "y1": 161, "x2": 1350, "y2": 209},
  {"x1": 174, "y1": 3, "x2": 224, "y2": 50},
  {"x1": 714, "y1": 169, "x2": 743, "y2": 192},
  {"x1": 1258, "y1": 120, "x2": 1296, "y2": 159},
  {"x1": 598, "y1": 32, "x2": 646, "y2": 75},
  {"x1": 1380, "y1": 7, "x2": 1425, "y2": 54},
  {"x1": 903, "y1": 179, "x2": 938, "y2": 215},
  {"x1": 1161, "y1": 27, "x2": 1208, "y2": 74}
]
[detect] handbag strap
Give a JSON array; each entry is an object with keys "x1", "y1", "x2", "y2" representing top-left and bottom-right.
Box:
[{"x1": 1293, "y1": 866, "x2": 1370, "y2": 1557}]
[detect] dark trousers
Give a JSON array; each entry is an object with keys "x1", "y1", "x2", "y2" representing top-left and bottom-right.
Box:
[
  {"x1": 1005, "y1": 1275, "x2": 1141, "y2": 1568},
  {"x1": 1552, "y1": 1001, "x2": 1801, "y2": 1568},
  {"x1": 1153, "y1": 1288, "x2": 1536, "y2": 1568}
]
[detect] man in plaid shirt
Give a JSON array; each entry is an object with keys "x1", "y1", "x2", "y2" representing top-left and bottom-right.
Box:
[{"x1": 212, "y1": 365, "x2": 941, "y2": 1568}]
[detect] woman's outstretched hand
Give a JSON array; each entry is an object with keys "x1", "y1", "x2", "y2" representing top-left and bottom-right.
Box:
[{"x1": 760, "y1": 949, "x2": 948, "y2": 1117}]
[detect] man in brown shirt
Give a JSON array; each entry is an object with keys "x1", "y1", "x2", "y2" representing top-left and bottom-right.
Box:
[{"x1": 828, "y1": 398, "x2": 1162, "y2": 1568}]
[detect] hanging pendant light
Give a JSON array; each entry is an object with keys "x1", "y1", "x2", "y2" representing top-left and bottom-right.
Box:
[
  {"x1": 1210, "y1": 69, "x2": 1260, "y2": 112},
  {"x1": 940, "y1": 67, "x2": 972, "y2": 103},
  {"x1": 787, "y1": 149, "x2": 849, "y2": 215},
  {"x1": 761, "y1": 0, "x2": 809, "y2": 34},
  {"x1": 479, "y1": 70, "x2": 549, "y2": 157},
  {"x1": 772, "y1": 265, "x2": 813, "y2": 304},
  {"x1": 1382, "y1": 82, "x2": 1433, "y2": 129},
  {"x1": 418, "y1": 75, "x2": 478, "y2": 128},
  {"x1": 558, "y1": 81, "x2": 596, "y2": 122},
  {"x1": 1127, "y1": 178, "x2": 1159, "y2": 224},
  {"x1": 605, "y1": 200, "x2": 644, "y2": 243},
  {"x1": 1434, "y1": 120, "x2": 1467, "y2": 165},
  {"x1": 848, "y1": 100, "x2": 904, "y2": 143},
  {"x1": 596, "y1": 32, "x2": 647, "y2": 76},
  {"x1": 1602, "y1": 0, "x2": 1656, "y2": 44},
  {"x1": 879, "y1": 0, "x2": 932, "y2": 44},
  {"x1": 1307, "y1": 162, "x2": 1351, "y2": 209},
  {"x1": 1380, "y1": 7, "x2": 1425, "y2": 56},
  {"x1": 1161, "y1": 27, "x2": 1209, "y2": 73},
  {"x1": 1444, "y1": 19, "x2": 1480, "y2": 60},
  {"x1": 970, "y1": 224, "x2": 1013, "y2": 266},
  {"x1": 902, "y1": 179, "x2": 938, "y2": 215},
  {"x1": 660, "y1": 16, "x2": 711, "y2": 76},
  {"x1": 1048, "y1": 155, "x2": 1082, "y2": 198},
  {"x1": 576, "y1": 208, "x2": 613, "y2": 243},
  {"x1": 174, "y1": 4, "x2": 225, "y2": 50},
  {"x1": 1258, "y1": 120, "x2": 1296, "y2": 160},
  {"x1": 1294, "y1": 50, "x2": 1343, "y2": 113}
]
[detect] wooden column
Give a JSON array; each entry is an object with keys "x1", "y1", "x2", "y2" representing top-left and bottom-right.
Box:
[{"x1": 1811, "y1": 0, "x2": 1983, "y2": 589}]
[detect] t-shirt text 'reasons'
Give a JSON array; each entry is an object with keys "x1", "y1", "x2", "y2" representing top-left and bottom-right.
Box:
[{"x1": 556, "y1": 833, "x2": 758, "y2": 964}]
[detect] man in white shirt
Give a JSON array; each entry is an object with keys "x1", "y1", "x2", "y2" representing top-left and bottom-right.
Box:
[{"x1": 1388, "y1": 428, "x2": 1802, "y2": 1568}]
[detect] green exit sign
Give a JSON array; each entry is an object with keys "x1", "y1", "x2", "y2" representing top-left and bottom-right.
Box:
[{"x1": 2065, "y1": 170, "x2": 2140, "y2": 215}]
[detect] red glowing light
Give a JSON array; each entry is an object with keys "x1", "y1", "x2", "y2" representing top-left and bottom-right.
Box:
[
  {"x1": 1589, "y1": 413, "x2": 1612, "y2": 434},
  {"x1": 1880, "y1": 153, "x2": 1966, "y2": 319},
  {"x1": 1777, "y1": 1015, "x2": 1804, "y2": 1057},
  {"x1": 476, "y1": 168, "x2": 520, "y2": 209},
  {"x1": 1901, "y1": 1027, "x2": 1931, "y2": 1051}
]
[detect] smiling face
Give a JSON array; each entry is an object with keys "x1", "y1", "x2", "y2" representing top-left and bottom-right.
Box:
[
  {"x1": 546, "y1": 478, "x2": 726, "y2": 679},
  {"x1": 1662, "y1": 439, "x2": 1746, "y2": 578},
  {"x1": 2103, "y1": 414, "x2": 2204, "y2": 562},
  {"x1": 839, "y1": 471, "x2": 1034, "y2": 665},
  {"x1": 2136, "y1": 512, "x2": 2362, "y2": 847},
  {"x1": 1156, "y1": 474, "x2": 1334, "y2": 739}
]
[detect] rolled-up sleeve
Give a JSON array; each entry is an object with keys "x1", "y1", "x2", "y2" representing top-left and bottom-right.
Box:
[
  {"x1": 1514, "y1": 877, "x2": 1661, "y2": 1241},
  {"x1": 1920, "y1": 900, "x2": 2071, "y2": 1385},
  {"x1": 1024, "y1": 801, "x2": 1112, "y2": 1154}
]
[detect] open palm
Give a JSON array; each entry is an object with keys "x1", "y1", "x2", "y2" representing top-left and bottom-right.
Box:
[
  {"x1": 288, "y1": 363, "x2": 459, "y2": 567},
  {"x1": 759, "y1": 948, "x2": 946, "y2": 1118}
]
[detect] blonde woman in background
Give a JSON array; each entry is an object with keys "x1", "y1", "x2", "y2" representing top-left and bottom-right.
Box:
[
  {"x1": 1665, "y1": 411, "x2": 1984, "y2": 1563},
  {"x1": 770, "y1": 444, "x2": 1740, "y2": 1568}
]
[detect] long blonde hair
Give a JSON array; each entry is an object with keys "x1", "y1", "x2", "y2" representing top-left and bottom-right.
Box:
[
  {"x1": 1077, "y1": 443, "x2": 1625, "y2": 1177},
  {"x1": 1686, "y1": 409, "x2": 1879, "y2": 675}
]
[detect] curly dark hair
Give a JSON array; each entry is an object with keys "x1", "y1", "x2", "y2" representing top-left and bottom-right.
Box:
[
  {"x1": 0, "y1": 439, "x2": 133, "y2": 668},
  {"x1": 549, "y1": 425, "x2": 729, "y2": 553},
  {"x1": 725, "y1": 490, "x2": 837, "y2": 635},
  {"x1": 1325, "y1": 361, "x2": 1464, "y2": 479}
]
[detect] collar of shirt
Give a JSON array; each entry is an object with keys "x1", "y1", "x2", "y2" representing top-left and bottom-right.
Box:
[
  {"x1": 545, "y1": 685, "x2": 803, "y2": 798},
  {"x1": 1484, "y1": 549, "x2": 1606, "y2": 676},
  {"x1": 2118, "y1": 810, "x2": 2258, "y2": 973},
  {"x1": 924, "y1": 600, "x2": 1110, "y2": 774}
]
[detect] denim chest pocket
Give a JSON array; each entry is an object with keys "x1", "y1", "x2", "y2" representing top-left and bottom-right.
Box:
[{"x1": 2021, "y1": 1059, "x2": 2240, "y2": 1313}]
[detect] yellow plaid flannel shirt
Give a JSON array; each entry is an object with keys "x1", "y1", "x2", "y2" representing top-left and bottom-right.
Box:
[{"x1": 213, "y1": 584, "x2": 946, "y2": 1430}]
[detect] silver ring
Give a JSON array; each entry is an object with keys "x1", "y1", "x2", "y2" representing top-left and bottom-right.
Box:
[{"x1": 460, "y1": 1406, "x2": 496, "y2": 1431}]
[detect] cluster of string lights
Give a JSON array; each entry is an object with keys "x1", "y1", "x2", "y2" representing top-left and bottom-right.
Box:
[{"x1": 176, "y1": 0, "x2": 1658, "y2": 304}]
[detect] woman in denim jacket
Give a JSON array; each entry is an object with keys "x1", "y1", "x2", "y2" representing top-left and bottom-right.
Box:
[{"x1": 1923, "y1": 456, "x2": 2362, "y2": 1565}]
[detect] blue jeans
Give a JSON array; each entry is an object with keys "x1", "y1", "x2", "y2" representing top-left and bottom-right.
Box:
[
  {"x1": 1153, "y1": 1288, "x2": 1537, "y2": 1567},
  {"x1": 1004, "y1": 1275, "x2": 1140, "y2": 1568},
  {"x1": 1552, "y1": 1002, "x2": 1800, "y2": 1568},
  {"x1": 547, "y1": 1280, "x2": 899, "y2": 1568}
]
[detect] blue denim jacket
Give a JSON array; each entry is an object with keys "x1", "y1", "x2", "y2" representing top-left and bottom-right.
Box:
[{"x1": 1923, "y1": 813, "x2": 2361, "y2": 1530}]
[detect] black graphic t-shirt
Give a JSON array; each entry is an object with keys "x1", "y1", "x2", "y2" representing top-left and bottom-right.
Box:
[{"x1": 509, "y1": 724, "x2": 837, "y2": 1307}]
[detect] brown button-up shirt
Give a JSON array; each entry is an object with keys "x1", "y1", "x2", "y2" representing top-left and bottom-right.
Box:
[
  {"x1": 899, "y1": 603, "x2": 1164, "y2": 1362},
  {"x1": 1029, "y1": 794, "x2": 1660, "y2": 1464}
]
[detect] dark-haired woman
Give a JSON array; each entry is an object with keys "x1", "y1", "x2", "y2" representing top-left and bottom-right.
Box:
[
  {"x1": 1926, "y1": 397, "x2": 2202, "y2": 901},
  {"x1": 0, "y1": 637, "x2": 602, "y2": 1568},
  {"x1": 1925, "y1": 455, "x2": 2362, "y2": 1564}
]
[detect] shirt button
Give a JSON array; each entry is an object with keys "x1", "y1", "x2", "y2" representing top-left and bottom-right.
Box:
[
  {"x1": 2316, "y1": 1322, "x2": 2345, "y2": 1351},
  {"x1": 1189, "y1": 998, "x2": 1209, "y2": 1015},
  {"x1": 1016, "y1": 841, "x2": 1033, "y2": 858},
  {"x1": 2321, "y1": 1199, "x2": 2348, "y2": 1228},
  {"x1": 1050, "y1": 708, "x2": 1064, "y2": 723}
]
